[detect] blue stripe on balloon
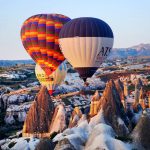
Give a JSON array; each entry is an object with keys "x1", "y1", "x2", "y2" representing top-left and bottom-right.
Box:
[
  {"x1": 30, "y1": 37, "x2": 38, "y2": 40},
  {"x1": 59, "y1": 17, "x2": 113, "y2": 38},
  {"x1": 38, "y1": 24, "x2": 46, "y2": 27},
  {"x1": 48, "y1": 56, "x2": 53, "y2": 59},
  {"x1": 47, "y1": 26, "x2": 54, "y2": 29},
  {"x1": 42, "y1": 54, "x2": 47, "y2": 56},
  {"x1": 39, "y1": 40, "x2": 46, "y2": 42},
  {"x1": 47, "y1": 42, "x2": 54, "y2": 47}
]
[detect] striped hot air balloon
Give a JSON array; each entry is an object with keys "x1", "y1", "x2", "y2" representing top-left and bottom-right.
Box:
[
  {"x1": 21, "y1": 14, "x2": 71, "y2": 76},
  {"x1": 35, "y1": 61, "x2": 67, "y2": 95},
  {"x1": 59, "y1": 17, "x2": 114, "y2": 81}
]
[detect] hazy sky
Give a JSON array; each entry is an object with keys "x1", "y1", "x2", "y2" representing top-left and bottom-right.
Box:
[{"x1": 0, "y1": 0, "x2": 150, "y2": 60}]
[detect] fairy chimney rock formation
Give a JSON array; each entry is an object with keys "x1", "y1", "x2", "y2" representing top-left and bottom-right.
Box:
[
  {"x1": 49, "y1": 104, "x2": 67, "y2": 134},
  {"x1": 123, "y1": 79, "x2": 129, "y2": 97},
  {"x1": 99, "y1": 80, "x2": 129, "y2": 136},
  {"x1": 115, "y1": 79, "x2": 126, "y2": 109},
  {"x1": 89, "y1": 90, "x2": 101, "y2": 117},
  {"x1": 22, "y1": 86, "x2": 54, "y2": 138},
  {"x1": 131, "y1": 110, "x2": 150, "y2": 150},
  {"x1": 135, "y1": 78, "x2": 143, "y2": 90},
  {"x1": 139, "y1": 87, "x2": 147, "y2": 109},
  {"x1": 69, "y1": 106, "x2": 82, "y2": 128},
  {"x1": 135, "y1": 78, "x2": 143, "y2": 104}
]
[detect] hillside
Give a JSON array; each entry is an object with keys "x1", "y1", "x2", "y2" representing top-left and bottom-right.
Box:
[
  {"x1": 0, "y1": 60, "x2": 34, "y2": 67},
  {"x1": 109, "y1": 43, "x2": 150, "y2": 59}
]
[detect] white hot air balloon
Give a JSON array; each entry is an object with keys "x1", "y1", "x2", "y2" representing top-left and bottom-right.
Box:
[
  {"x1": 59, "y1": 17, "x2": 114, "y2": 82},
  {"x1": 35, "y1": 61, "x2": 67, "y2": 95}
]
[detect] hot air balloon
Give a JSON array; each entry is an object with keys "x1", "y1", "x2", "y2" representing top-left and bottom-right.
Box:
[
  {"x1": 21, "y1": 14, "x2": 71, "y2": 76},
  {"x1": 35, "y1": 61, "x2": 67, "y2": 95},
  {"x1": 59, "y1": 17, "x2": 114, "y2": 81}
]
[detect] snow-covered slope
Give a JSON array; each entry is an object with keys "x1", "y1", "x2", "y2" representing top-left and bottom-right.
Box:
[
  {"x1": 53, "y1": 111, "x2": 135, "y2": 150},
  {"x1": 1, "y1": 137, "x2": 39, "y2": 150}
]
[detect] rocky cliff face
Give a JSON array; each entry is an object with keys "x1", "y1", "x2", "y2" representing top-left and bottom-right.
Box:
[
  {"x1": 49, "y1": 104, "x2": 67, "y2": 134},
  {"x1": 115, "y1": 79, "x2": 125, "y2": 100},
  {"x1": 115, "y1": 79, "x2": 126, "y2": 109},
  {"x1": 98, "y1": 80, "x2": 130, "y2": 136},
  {"x1": 23, "y1": 86, "x2": 54, "y2": 136},
  {"x1": 54, "y1": 138, "x2": 75, "y2": 150},
  {"x1": 131, "y1": 110, "x2": 150, "y2": 150},
  {"x1": 35, "y1": 138, "x2": 55, "y2": 150}
]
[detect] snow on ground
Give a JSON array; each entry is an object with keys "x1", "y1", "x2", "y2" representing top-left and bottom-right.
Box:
[
  {"x1": 0, "y1": 73, "x2": 27, "y2": 80},
  {"x1": 53, "y1": 109, "x2": 105, "y2": 144},
  {"x1": 53, "y1": 109, "x2": 105, "y2": 149},
  {"x1": 117, "y1": 117, "x2": 125, "y2": 125},
  {"x1": 0, "y1": 137, "x2": 40, "y2": 150},
  {"x1": 77, "y1": 114, "x2": 87, "y2": 125},
  {"x1": 53, "y1": 110, "x2": 134, "y2": 150},
  {"x1": 27, "y1": 82, "x2": 39, "y2": 87},
  {"x1": 78, "y1": 122, "x2": 132, "y2": 150},
  {"x1": 123, "y1": 64, "x2": 146, "y2": 70},
  {"x1": 56, "y1": 73, "x2": 105, "y2": 94},
  {"x1": 6, "y1": 102, "x2": 32, "y2": 112},
  {"x1": 2, "y1": 93, "x2": 34, "y2": 105},
  {"x1": 85, "y1": 123, "x2": 116, "y2": 149},
  {"x1": 7, "y1": 94, "x2": 30, "y2": 104},
  {"x1": 4, "y1": 115, "x2": 15, "y2": 124},
  {"x1": 85, "y1": 133, "x2": 133, "y2": 150},
  {"x1": 54, "y1": 120, "x2": 89, "y2": 150},
  {"x1": 126, "y1": 95, "x2": 135, "y2": 103},
  {"x1": 117, "y1": 117, "x2": 129, "y2": 134},
  {"x1": 89, "y1": 109, "x2": 105, "y2": 128},
  {"x1": 4, "y1": 102, "x2": 32, "y2": 124},
  {"x1": 53, "y1": 94, "x2": 91, "y2": 115}
]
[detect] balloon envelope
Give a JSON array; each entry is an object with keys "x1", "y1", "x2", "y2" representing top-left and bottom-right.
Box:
[
  {"x1": 35, "y1": 61, "x2": 67, "y2": 95},
  {"x1": 21, "y1": 14, "x2": 71, "y2": 76},
  {"x1": 59, "y1": 17, "x2": 114, "y2": 81}
]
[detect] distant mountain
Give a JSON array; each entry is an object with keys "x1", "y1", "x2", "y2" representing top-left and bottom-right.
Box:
[
  {"x1": 0, "y1": 60, "x2": 34, "y2": 66},
  {"x1": 109, "y1": 43, "x2": 150, "y2": 59}
]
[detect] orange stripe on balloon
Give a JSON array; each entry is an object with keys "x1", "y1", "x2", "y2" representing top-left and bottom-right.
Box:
[
  {"x1": 46, "y1": 21, "x2": 54, "y2": 25},
  {"x1": 40, "y1": 49, "x2": 47, "y2": 53},
  {"x1": 38, "y1": 34, "x2": 46, "y2": 37},
  {"x1": 29, "y1": 32, "x2": 38, "y2": 35},
  {"x1": 55, "y1": 39, "x2": 59, "y2": 44},
  {"x1": 47, "y1": 51, "x2": 54, "y2": 56},
  {"x1": 46, "y1": 37, "x2": 54, "y2": 40}
]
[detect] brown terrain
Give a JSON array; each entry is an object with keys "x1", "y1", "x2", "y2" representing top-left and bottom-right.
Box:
[{"x1": 23, "y1": 86, "x2": 54, "y2": 138}]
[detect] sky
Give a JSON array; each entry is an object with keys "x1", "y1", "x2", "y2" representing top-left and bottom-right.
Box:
[{"x1": 0, "y1": 0, "x2": 150, "y2": 60}]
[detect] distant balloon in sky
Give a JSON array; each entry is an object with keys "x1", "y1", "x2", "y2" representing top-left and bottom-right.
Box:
[
  {"x1": 59, "y1": 17, "x2": 114, "y2": 81},
  {"x1": 21, "y1": 14, "x2": 71, "y2": 76},
  {"x1": 35, "y1": 61, "x2": 67, "y2": 95}
]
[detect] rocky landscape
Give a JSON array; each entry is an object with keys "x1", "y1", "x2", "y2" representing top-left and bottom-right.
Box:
[{"x1": 0, "y1": 59, "x2": 150, "y2": 150}]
